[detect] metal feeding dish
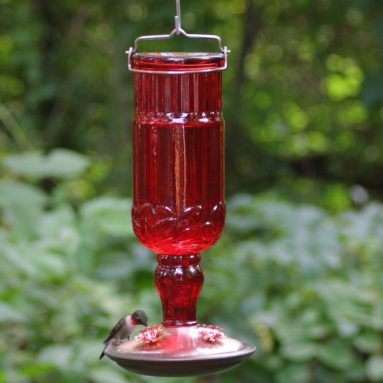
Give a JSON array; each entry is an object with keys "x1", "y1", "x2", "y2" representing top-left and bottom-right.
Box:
[{"x1": 105, "y1": 326, "x2": 255, "y2": 377}]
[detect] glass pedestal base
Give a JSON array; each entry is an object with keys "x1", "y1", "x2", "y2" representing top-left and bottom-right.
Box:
[{"x1": 105, "y1": 325, "x2": 256, "y2": 377}]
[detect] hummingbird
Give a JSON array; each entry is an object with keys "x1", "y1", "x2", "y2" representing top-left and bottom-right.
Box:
[{"x1": 99, "y1": 309, "x2": 148, "y2": 360}]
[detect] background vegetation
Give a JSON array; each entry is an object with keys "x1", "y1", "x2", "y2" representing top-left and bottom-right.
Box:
[{"x1": 1, "y1": 0, "x2": 383, "y2": 382}]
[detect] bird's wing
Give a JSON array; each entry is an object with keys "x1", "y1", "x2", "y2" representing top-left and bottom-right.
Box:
[{"x1": 103, "y1": 317, "x2": 125, "y2": 344}]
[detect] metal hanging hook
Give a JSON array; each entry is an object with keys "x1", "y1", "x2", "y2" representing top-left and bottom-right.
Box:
[
  {"x1": 175, "y1": 0, "x2": 182, "y2": 34},
  {"x1": 126, "y1": 0, "x2": 230, "y2": 73}
]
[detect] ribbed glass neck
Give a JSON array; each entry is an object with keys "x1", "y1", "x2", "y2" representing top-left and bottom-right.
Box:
[{"x1": 132, "y1": 53, "x2": 223, "y2": 115}]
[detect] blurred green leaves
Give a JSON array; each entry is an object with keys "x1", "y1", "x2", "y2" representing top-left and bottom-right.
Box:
[
  {"x1": 0, "y1": 152, "x2": 146, "y2": 383},
  {"x1": 1, "y1": 0, "x2": 382, "y2": 197},
  {"x1": 204, "y1": 192, "x2": 383, "y2": 383},
  {"x1": 0, "y1": 0, "x2": 383, "y2": 382},
  {"x1": 325, "y1": 55, "x2": 364, "y2": 102},
  {"x1": 1, "y1": 150, "x2": 383, "y2": 382},
  {"x1": 0, "y1": 180, "x2": 46, "y2": 237},
  {"x1": 0, "y1": 302, "x2": 26, "y2": 323},
  {"x1": 81, "y1": 197, "x2": 134, "y2": 237},
  {"x1": 3, "y1": 149, "x2": 90, "y2": 179},
  {"x1": 366, "y1": 356, "x2": 383, "y2": 382}
]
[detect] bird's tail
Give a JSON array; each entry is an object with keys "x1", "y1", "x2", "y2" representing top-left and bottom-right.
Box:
[{"x1": 99, "y1": 346, "x2": 106, "y2": 360}]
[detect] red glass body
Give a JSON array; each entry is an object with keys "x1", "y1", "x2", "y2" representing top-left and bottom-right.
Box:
[
  {"x1": 132, "y1": 53, "x2": 225, "y2": 256},
  {"x1": 155, "y1": 254, "x2": 204, "y2": 326}
]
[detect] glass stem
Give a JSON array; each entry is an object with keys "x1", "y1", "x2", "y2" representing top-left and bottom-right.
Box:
[{"x1": 155, "y1": 254, "x2": 204, "y2": 326}]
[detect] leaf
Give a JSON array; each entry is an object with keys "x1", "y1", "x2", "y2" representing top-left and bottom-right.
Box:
[
  {"x1": 0, "y1": 180, "x2": 46, "y2": 207},
  {"x1": 2, "y1": 243, "x2": 40, "y2": 278},
  {"x1": 20, "y1": 364, "x2": 55, "y2": 379},
  {"x1": 3, "y1": 152, "x2": 43, "y2": 177},
  {"x1": 37, "y1": 206, "x2": 80, "y2": 253},
  {"x1": 353, "y1": 332, "x2": 381, "y2": 353},
  {"x1": 88, "y1": 367, "x2": 127, "y2": 383},
  {"x1": 366, "y1": 356, "x2": 383, "y2": 381},
  {"x1": 73, "y1": 339, "x2": 102, "y2": 365},
  {"x1": 276, "y1": 364, "x2": 309, "y2": 383},
  {"x1": 263, "y1": 355, "x2": 284, "y2": 371},
  {"x1": 0, "y1": 302, "x2": 25, "y2": 323},
  {"x1": 3, "y1": 149, "x2": 89, "y2": 179},
  {"x1": 316, "y1": 340, "x2": 354, "y2": 370},
  {"x1": 305, "y1": 324, "x2": 331, "y2": 339},
  {"x1": 0, "y1": 180, "x2": 46, "y2": 237},
  {"x1": 281, "y1": 343, "x2": 317, "y2": 362},
  {"x1": 45, "y1": 149, "x2": 90, "y2": 178},
  {"x1": 81, "y1": 197, "x2": 133, "y2": 236},
  {"x1": 38, "y1": 345, "x2": 73, "y2": 370},
  {"x1": 32, "y1": 252, "x2": 68, "y2": 280}
]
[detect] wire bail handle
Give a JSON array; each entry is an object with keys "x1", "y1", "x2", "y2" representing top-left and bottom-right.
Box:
[{"x1": 127, "y1": 0, "x2": 229, "y2": 73}]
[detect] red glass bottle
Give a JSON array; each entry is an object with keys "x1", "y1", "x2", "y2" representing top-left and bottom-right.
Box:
[
  {"x1": 132, "y1": 53, "x2": 225, "y2": 256},
  {"x1": 131, "y1": 53, "x2": 225, "y2": 327}
]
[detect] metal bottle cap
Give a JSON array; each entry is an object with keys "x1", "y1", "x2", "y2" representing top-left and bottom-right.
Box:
[{"x1": 127, "y1": 0, "x2": 229, "y2": 74}]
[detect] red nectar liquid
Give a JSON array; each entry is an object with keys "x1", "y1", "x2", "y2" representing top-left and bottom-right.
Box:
[{"x1": 132, "y1": 54, "x2": 226, "y2": 256}]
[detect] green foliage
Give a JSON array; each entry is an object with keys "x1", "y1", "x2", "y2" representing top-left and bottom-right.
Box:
[
  {"x1": 0, "y1": 0, "x2": 382, "y2": 197},
  {"x1": 1, "y1": 151, "x2": 383, "y2": 383},
  {"x1": 202, "y1": 194, "x2": 383, "y2": 383},
  {"x1": 3, "y1": 149, "x2": 90, "y2": 179},
  {"x1": 0, "y1": 153, "x2": 160, "y2": 383},
  {"x1": 1, "y1": 0, "x2": 383, "y2": 382}
]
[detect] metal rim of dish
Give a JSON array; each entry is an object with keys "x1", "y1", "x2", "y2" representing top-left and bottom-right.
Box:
[
  {"x1": 106, "y1": 342, "x2": 256, "y2": 362},
  {"x1": 105, "y1": 342, "x2": 256, "y2": 377}
]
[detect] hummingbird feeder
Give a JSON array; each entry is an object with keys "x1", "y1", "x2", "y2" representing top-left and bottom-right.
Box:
[{"x1": 105, "y1": 0, "x2": 256, "y2": 376}]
